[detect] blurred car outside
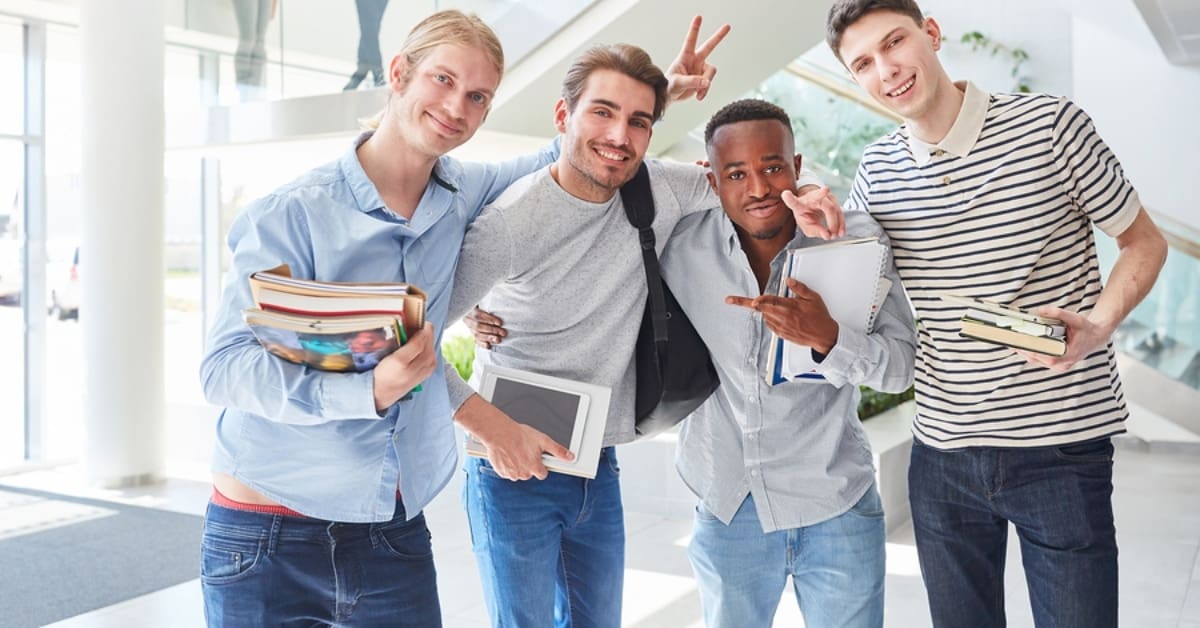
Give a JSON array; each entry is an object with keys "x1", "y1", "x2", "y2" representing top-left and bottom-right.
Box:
[
  {"x1": 49, "y1": 245, "x2": 79, "y2": 320},
  {"x1": 0, "y1": 239, "x2": 80, "y2": 320}
]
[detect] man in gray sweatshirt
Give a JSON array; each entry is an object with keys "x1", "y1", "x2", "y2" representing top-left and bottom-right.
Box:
[
  {"x1": 444, "y1": 41, "x2": 717, "y2": 627},
  {"x1": 443, "y1": 35, "x2": 841, "y2": 626}
]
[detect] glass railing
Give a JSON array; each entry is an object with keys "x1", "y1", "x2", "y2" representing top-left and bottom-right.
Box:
[
  {"x1": 168, "y1": 0, "x2": 593, "y2": 106},
  {"x1": 1099, "y1": 213, "x2": 1200, "y2": 390}
]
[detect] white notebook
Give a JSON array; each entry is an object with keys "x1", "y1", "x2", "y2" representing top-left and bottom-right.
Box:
[{"x1": 767, "y1": 237, "x2": 889, "y2": 384}]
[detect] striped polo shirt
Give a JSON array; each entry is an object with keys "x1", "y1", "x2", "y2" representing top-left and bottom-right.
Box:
[{"x1": 847, "y1": 81, "x2": 1142, "y2": 449}]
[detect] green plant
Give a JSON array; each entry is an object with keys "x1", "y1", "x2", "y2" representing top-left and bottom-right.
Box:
[
  {"x1": 958, "y1": 31, "x2": 1032, "y2": 93},
  {"x1": 441, "y1": 333, "x2": 476, "y2": 381},
  {"x1": 857, "y1": 385, "x2": 915, "y2": 420}
]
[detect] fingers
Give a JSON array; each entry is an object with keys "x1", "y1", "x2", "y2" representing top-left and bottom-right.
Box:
[
  {"x1": 725, "y1": 295, "x2": 756, "y2": 309},
  {"x1": 780, "y1": 189, "x2": 832, "y2": 240},
  {"x1": 671, "y1": 75, "x2": 711, "y2": 95},
  {"x1": 695, "y1": 22, "x2": 731, "y2": 60},
  {"x1": 471, "y1": 306, "x2": 504, "y2": 326},
  {"x1": 785, "y1": 278, "x2": 813, "y2": 297},
  {"x1": 680, "y1": 15, "x2": 702, "y2": 54},
  {"x1": 808, "y1": 186, "x2": 845, "y2": 238},
  {"x1": 540, "y1": 436, "x2": 575, "y2": 463},
  {"x1": 698, "y1": 65, "x2": 717, "y2": 100}
]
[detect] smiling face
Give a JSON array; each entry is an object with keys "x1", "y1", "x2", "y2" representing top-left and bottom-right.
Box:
[
  {"x1": 389, "y1": 43, "x2": 500, "y2": 159},
  {"x1": 553, "y1": 69, "x2": 656, "y2": 203},
  {"x1": 837, "y1": 9, "x2": 954, "y2": 129},
  {"x1": 706, "y1": 118, "x2": 801, "y2": 242}
]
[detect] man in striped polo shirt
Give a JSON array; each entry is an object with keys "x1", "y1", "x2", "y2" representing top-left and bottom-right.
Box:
[{"x1": 818, "y1": 1, "x2": 1169, "y2": 626}]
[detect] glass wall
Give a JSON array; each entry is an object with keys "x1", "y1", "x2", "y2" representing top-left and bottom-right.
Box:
[
  {"x1": 0, "y1": 140, "x2": 24, "y2": 467},
  {"x1": 0, "y1": 18, "x2": 21, "y2": 136},
  {"x1": 40, "y1": 24, "x2": 83, "y2": 462},
  {"x1": 1, "y1": 16, "x2": 25, "y2": 467}
]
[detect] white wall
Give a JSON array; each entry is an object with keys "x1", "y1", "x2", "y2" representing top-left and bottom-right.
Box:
[{"x1": 1065, "y1": 0, "x2": 1200, "y2": 230}]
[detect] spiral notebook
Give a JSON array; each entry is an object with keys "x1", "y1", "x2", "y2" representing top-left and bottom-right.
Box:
[{"x1": 765, "y1": 237, "x2": 889, "y2": 385}]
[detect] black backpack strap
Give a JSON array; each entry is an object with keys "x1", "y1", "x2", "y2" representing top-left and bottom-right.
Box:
[{"x1": 619, "y1": 163, "x2": 668, "y2": 349}]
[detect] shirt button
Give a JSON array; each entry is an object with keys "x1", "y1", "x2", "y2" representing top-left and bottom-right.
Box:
[
  {"x1": 942, "y1": 175, "x2": 952, "y2": 185},
  {"x1": 933, "y1": 149, "x2": 945, "y2": 157},
  {"x1": 749, "y1": 469, "x2": 759, "y2": 477},
  {"x1": 746, "y1": 432, "x2": 757, "y2": 440}
]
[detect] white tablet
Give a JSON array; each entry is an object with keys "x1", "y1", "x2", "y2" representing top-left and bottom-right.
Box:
[
  {"x1": 469, "y1": 364, "x2": 612, "y2": 478},
  {"x1": 479, "y1": 368, "x2": 590, "y2": 456}
]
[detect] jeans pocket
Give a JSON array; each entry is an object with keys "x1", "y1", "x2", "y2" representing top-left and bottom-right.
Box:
[
  {"x1": 604, "y1": 448, "x2": 621, "y2": 477},
  {"x1": 1053, "y1": 438, "x2": 1114, "y2": 464},
  {"x1": 847, "y1": 484, "x2": 885, "y2": 520},
  {"x1": 200, "y1": 529, "x2": 264, "y2": 585},
  {"x1": 375, "y1": 514, "x2": 434, "y2": 561},
  {"x1": 473, "y1": 458, "x2": 505, "y2": 480}
]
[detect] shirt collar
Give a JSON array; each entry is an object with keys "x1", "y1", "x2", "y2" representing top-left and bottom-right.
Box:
[
  {"x1": 338, "y1": 130, "x2": 460, "y2": 216},
  {"x1": 340, "y1": 131, "x2": 388, "y2": 215},
  {"x1": 907, "y1": 80, "x2": 988, "y2": 166},
  {"x1": 716, "y1": 211, "x2": 805, "y2": 259}
]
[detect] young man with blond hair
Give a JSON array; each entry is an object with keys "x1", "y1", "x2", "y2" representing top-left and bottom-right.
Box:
[
  {"x1": 199, "y1": 11, "x2": 555, "y2": 626},
  {"x1": 814, "y1": 1, "x2": 1169, "y2": 625}
]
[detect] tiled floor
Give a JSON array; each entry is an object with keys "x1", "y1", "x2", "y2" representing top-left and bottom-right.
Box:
[{"x1": 7, "y1": 437, "x2": 1198, "y2": 627}]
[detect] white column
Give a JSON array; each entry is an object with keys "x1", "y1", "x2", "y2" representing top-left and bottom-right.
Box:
[{"x1": 79, "y1": 1, "x2": 166, "y2": 487}]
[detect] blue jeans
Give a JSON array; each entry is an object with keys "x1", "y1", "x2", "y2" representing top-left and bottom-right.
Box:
[
  {"x1": 909, "y1": 438, "x2": 1118, "y2": 628},
  {"x1": 688, "y1": 485, "x2": 886, "y2": 628},
  {"x1": 353, "y1": 0, "x2": 388, "y2": 71},
  {"x1": 463, "y1": 447, "x2": 624, "y2": 628},
  {"x1": 200, "y1": 500, "x2": 441, "y2": 627}
]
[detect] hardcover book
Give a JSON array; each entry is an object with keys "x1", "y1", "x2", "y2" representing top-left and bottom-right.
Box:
[{"x1": 242, "y1": 265, "x2": 425, "y2": 374}]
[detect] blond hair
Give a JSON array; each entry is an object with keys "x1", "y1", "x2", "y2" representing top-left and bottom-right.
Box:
[{"x1": 362, "y1": 10, "x2": 504, "y2": 129}]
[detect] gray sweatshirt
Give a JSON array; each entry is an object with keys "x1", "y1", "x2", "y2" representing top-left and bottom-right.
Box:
[{"x1": 445, "y1": 159, "x2": 717, "y2": 446}]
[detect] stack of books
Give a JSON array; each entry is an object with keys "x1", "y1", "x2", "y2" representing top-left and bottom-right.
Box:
[
  {"x1": 242, "y1": 265, "x2": 426, "y2": 372},
  {"x1": 943, "y1": 295, "x2": 1067, "y2": 356}
]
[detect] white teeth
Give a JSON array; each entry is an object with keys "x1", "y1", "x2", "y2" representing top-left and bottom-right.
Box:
[
  {"x1": 596, "y1": 149, "x2": 627, "y2": 161},
  {"x1": 888, "y1": 77, "x2": 915, "y2": 97}
]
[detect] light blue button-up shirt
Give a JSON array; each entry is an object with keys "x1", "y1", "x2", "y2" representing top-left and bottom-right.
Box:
[
  {"x1": 200, "y1": 133, "x2": 558, "y2": 523},
  {"x1": 661, "y1": 209, "x2": 916, "y2": 532}
]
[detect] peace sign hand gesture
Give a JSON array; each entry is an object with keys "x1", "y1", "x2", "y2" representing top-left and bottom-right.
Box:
[{"x1": 666, "y1": 15, "x2": 731, "y2": 103}]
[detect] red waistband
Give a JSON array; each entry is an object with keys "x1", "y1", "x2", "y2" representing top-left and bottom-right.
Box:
[
  {"x1": 211, "y1": 487, "x2": 309, "y2": 518},
  {"x1": 210, "y1": 487, "x2": 405, "y2": 520}
]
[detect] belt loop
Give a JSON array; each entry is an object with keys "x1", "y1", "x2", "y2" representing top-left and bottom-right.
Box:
[{"x1": 266, "y1": 514, "x2": 283, "y2": 555}]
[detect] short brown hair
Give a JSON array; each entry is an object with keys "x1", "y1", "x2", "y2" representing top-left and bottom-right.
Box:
[
  {"x1": 561, "y1": 44, "x2": 669, "y2": 122},
  {"x1": 826, "y1": 0, "x2": 925, "y2": 63}
]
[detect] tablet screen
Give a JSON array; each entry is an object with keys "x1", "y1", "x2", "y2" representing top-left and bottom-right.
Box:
[{"x1": 490, "y1": 377, "x2": 582, "y2": 450}]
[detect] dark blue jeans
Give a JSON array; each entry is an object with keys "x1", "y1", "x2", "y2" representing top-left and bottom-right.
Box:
[
  {"x1": 909, "y1": 438, "x2": 1117, "y2": 628},
  {"x1": 201, "y1": 500, "x2": 441, "y2": 627},
  {"x1": 463, "y1": 447, "x2": 625, "y2": 628}
]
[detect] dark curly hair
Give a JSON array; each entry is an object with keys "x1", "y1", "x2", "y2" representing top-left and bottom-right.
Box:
[{"x1": 703, "y1": 99, "x2": 793, "y2": 149}]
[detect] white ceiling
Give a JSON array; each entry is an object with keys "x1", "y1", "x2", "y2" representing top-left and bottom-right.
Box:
[{"x1": 1134, "y1": 0, "x2": 1200, "y2": 64}]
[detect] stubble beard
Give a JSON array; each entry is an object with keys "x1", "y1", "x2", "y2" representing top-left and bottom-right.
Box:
[{"x1": 565, "y1": 149, "x2": 631, "y2": 199}]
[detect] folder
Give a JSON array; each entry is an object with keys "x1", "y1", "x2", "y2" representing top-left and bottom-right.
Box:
[{"x1": 766, "y1": 237, "x2": 889, "y2": 385}]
